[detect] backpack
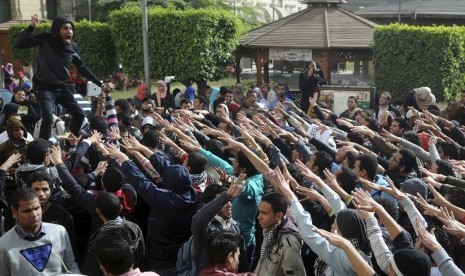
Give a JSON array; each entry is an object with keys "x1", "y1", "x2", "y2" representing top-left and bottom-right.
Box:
[{"x1": 176, "y1": 236, "x2": 197, "y2": 276}]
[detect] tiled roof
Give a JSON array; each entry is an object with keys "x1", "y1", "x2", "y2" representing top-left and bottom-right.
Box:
[{"x1": 241, "y1": 3, "x2": 376, "y2": 49}]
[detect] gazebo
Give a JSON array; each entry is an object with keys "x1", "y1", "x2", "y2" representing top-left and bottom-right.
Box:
[{"x1": 236, "y1": 0, "x2": 377, "y2": 87}]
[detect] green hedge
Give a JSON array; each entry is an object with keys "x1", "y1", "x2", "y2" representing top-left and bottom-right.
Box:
[
  {"x1": 9, "y1": 20, "x2": 116, "y2": 78},
  {"x1": 373, "y1": 24, "x2": 465, "y2": 102},
  {"x1": 108, "y1": 7, "x2": 242, "y2": 85}
]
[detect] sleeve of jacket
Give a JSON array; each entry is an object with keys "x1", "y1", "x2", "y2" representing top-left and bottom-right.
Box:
[
  {"x1": 0, "y1": 169, "x2": 7, "y2": 208},
  {"x1": 121, "y1": 159, "x2": 173, "y2": 210},
  {"x1": 444, "y1": 176, "x2": 465, "y2": 189},
  {"x1": 192, "y1": 129, "x2": 210, "y2": 146},
  {"x1": 429, "y1": 144, "x2": 441, "y2": 164},
  {"x1": 199, "y1": 148, "x2": 234, "y2": 175},
  {"x1": 191, "y1": 193, "x2": 231, "y2": 249},
  {"x1": 448, "y1": 127, "x2": 465, "y2": 147},
  {"x1": 290, "y1": 201, "x2": 354, "y2": 275},
  {"x1": 312, "y1": 105, "x2": 327, "y2": 121},
  {"x1": 321, "y1": 185, "x2": 346, "y2": 215},
  {"x1": 399, "y1": 138, "x2": 430, "y2": 162},
  {"x1": 431, "y1": 247, "x2": 465, "y2": 276},
  {"x1": 371, "y1": 135, "x2": 397, "y2": 158},
  {"x1": 271, "y1": 138, "x2": 293, "y2": 161},
  {"x1": 366, "y1": 216, "x2": 392, "y2": 274},
  {"x1": 398, "y1": 197, "x2": 428, "y2": 236},
  {"x1": 309, "y1": 137, "x2": 336, "y2": 158},
  {"x1": 148, "y1": 152, "x2": 172, "y2": 176},
  {"x1": 14, "y1": 25, "x2": 41, "y2": 49},
  {"x1": 56, "y1": 164, "x2": 96, "y2": 214},
  {"x1": 63, "y1": 140, "x2": 91, "y2": 172}
]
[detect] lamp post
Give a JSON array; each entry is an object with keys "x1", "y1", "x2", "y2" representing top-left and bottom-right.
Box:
[
  {"x1": 141, "y1": 0, "x2": 151, "y2": 95},
  {"x1": 88, "y1": 0, "x2": 91, "y2": 21},
  {"x1": 398, "y1": 0, "x2": 401, "y2": 23}
]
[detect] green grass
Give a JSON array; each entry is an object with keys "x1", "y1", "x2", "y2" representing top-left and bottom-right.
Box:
[{"x1": 111, "y1": 77, "x2": 239, "y2": 100}]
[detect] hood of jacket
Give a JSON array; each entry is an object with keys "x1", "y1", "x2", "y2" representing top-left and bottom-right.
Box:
[
  {"x1": 51, "y1": 16, "x2": 75, "y2": 38},
  {"x1": 162, "y1": 165, "x2": 196, "y2": 201},
  {"x1": 6, "y1": 117, "x2": 26, "y2": 139}
]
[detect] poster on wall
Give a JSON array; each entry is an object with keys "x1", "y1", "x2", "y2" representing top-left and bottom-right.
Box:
[
  {"x1": 269, "y1": 48, "x2": 312, "y2": 61},
  {"x1": 320, "y1": 86, "x2": 375, "y2": 116}
]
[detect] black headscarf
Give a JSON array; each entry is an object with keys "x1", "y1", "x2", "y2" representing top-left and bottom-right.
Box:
[{"x1": 336, "y1": 209, "x2": 371, "y2": 255}]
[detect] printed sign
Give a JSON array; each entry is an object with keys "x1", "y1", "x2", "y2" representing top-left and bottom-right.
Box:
[{"x1": 269, "y1": 48, "x2": 312, "y2": 61}]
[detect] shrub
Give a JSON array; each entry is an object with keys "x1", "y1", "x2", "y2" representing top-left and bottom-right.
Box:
[
  {"x1": 373, "y1": 24, "x2": 465, "y2": 102},
  {"x1": 108, "y1": 7, "x2": 242, "y2": 89}
]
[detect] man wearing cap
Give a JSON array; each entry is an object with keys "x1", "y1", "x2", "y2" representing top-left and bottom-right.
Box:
[{"x1": 14, "y1": 15, "x2": 114, "y2": 140}]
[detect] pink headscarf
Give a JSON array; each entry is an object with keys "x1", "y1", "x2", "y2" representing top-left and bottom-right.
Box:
[
  {"x1": 156, "y1": 80, "x2": 167, "y2": 108},
  {"x1": 136, "y1": 83, "x2": 148, "y2": 100}
]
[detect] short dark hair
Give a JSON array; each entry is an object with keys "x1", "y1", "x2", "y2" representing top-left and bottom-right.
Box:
[
  {"x1": 115, "y1": 99, "x2": 130, "y2": 113},
  {"x1": 398, "y1": 148, "x2": 417, "y2": 173},
  {"x1": 96, "y1": 192, "x2": 121, "y2": 220},
  {"x1": 180, "y1": 98, "x2": 192, "y2": 106},
  {"x1": 356, "y1": 155, "x2": 378, "y2": 181},
  {"x1": 96, "y1": 237, "x2": 134, "y2": 275},
  {"x1": 402, "y1": 132, "x2": 421, "y2": 147},
  {"x1": 203, "y1": 184, "x2": 227, "y2": 204},
  {"x1": 348, "y1": 96, "x2": 358, "y2": 103},
  {"x1": 205, "y1": 229, "x2": 241, "y2": 266},
  {"x1": 102, "y1": 167, "x2": 124, "y2": 192},
  {"x1": 336, "y1": 167, "x2": 358, "y2": 194},
  {"x1": 345, "y1": 152, "x2": 357, "y2": 169},
  {"x1": 187, "y1": 152, "x2": 207, "y2": 174},
  {"x1": 366, "y1": 117, "x2": 380, "y2": 132},
  {"x1": 219, "y1": 86, "x2": 230, "y2": 96},
  {"x1": 393, "y1": 117, "x2": 407, "y2": 130},
  {"x1": 313, "y1": 151, "x2": 333, "y2": 176},
  {"x1": 116, "y1": 112, "x2": 133, "y2": 127},
  {"x1": 204, "y1": 139, "x2": 224, "y2": 159},
  {"x1": 445, "y1": 187, "x2": 465, "y2": 209},
  {"x1": 195, "y1": 95, "x2": 206, "y2": 104},
  {"x1": 142, "y1": 130, "x2": 159, "y2": 149},
  {"x1": 27, "y1": 170, "x2": 52, "y2": 189},
  {"x1": 236, "y1": 151, "x2": 258, "y2": 177},
  {"x1": 347, "y1": 132, "x2": 364, "y2": 146},
  {"x1": 375, "y1": 197, "x2": 399, "y2": 221},
  {"x1": 89, "y1": 117, "x2": 108, "y2": 138},
  {"x1": 439, "y1": 142, "x2": 460, "y2": 160},
  {"x1": 261, "y1": 192, "x2": 287, "y2": 215},
  {"x1": 435, "y1": 160, "x2": 455, "y2": 177},
  {"x1": 26, "y1": 138, "x2": 50, "y2": 164},
  {"x1": 11, "y1": 187, "x2": 38, "y2": 209}
]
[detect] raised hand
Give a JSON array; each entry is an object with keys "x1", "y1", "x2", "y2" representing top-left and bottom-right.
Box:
[
  {"x1": 0, "y1": 153, "x2": 22, "y2": 171},
  {"x1": 416, "y1": 192, "x2": 440, "y2": 216},
  {"x1": 92, "y1": 161, "x2": 108, "y2": 177},
  {"x1": 49, "y1": 146, "x2": 63, "y2": 165},
  {"x1": 427, "y1": 183, "x2": 448, "y2": 207},
  {"x1": 226, "y1": 173, "x2": 246, "y2": 198},
  {"x1": 313, "y1": 227, "x2": 347, "y2": 248},
  {"x1": 271, "y1": 166, "x2": 295, "y2": 202},
  {"x1": 416, "y1": 219, "x2": 441, "y2": 252},
  {"x1": 352, "y1": 188, "x2": 377, "y2": 218},
  {"x1": 295, "y1": 186, "x2": 322, "y2": 202},
  {"x1": 179, "y1": 139, "x2": 201, "y2": 153},
  {"x1": 435, "y1": 206, "x2": 465, "y2": 238},
  {"x1": 215, "y1": 167, "x2": 233, "y2": 184}
]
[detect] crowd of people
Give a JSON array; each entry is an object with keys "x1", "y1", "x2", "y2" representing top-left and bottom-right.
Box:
[{"x1": 2, "y1": 14, "x2": 465, "y2": 276}]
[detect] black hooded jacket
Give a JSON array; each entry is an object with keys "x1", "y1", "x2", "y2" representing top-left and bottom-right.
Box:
[{"x1": 14, "y1": 16, "x2": 101, "y2": 88}]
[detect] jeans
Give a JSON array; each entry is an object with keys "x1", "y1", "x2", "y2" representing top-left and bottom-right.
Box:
[{"x1": 37, "y1": 88, "x2": 85, "y2": 140}]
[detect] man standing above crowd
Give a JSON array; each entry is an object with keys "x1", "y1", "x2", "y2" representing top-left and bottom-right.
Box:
[
  {"x1": 14, "y1": 15, "x2": 113, "y2": 140},
  {"x1": 339, "y1": 96, "x2": 360, "y2": 120},
  {"x1": 299, "y1": 61, "x2": 326, "y2": 113}
]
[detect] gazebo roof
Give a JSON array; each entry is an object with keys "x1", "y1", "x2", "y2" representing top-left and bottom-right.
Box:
[{"x1": 241, "y1": 1, "x2": 376, "y2": 49}]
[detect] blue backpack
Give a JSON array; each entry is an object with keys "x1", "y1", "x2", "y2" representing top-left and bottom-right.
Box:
[{"x1": 176, "y1": 236, "x2": 197, "y2": 276}]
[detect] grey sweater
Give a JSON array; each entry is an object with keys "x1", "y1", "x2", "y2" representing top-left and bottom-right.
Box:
[{"x1": 0, "y1": 222, "x2": 79, "y2": 276}]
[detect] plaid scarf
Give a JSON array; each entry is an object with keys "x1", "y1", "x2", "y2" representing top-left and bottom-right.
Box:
[{"x1": 260, "y1": 218, "x2": 287, "y2": 258}]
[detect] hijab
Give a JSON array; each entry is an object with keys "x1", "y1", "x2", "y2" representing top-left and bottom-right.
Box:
[
  {"x1": 5, "y1": 63, "x2": 13, "y2": 75},
  {"x1": 336, "y1": 209, "x2": 371, "y2": 255},
  {"x1": 156, "y1": 80, "x2": 167, "y2": 108},
  {"x1": 137, "y1": 83, "x2": 148, "y2": 100},
  {"x1": 209, "y1": 88, "x2": 220, "y2": 112}
]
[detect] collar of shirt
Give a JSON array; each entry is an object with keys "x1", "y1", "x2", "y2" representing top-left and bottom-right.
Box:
[
  {"x1": 15, "y1": 223, "x2": 46, "y2": 241},
  {"x1": 214, "y1": 215, "x2": 232, "y2": 229}
]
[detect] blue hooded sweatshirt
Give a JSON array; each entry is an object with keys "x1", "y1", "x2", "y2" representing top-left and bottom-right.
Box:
[{"x1": 121, "y1": 153, "x2": 198, "y2": 269}]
